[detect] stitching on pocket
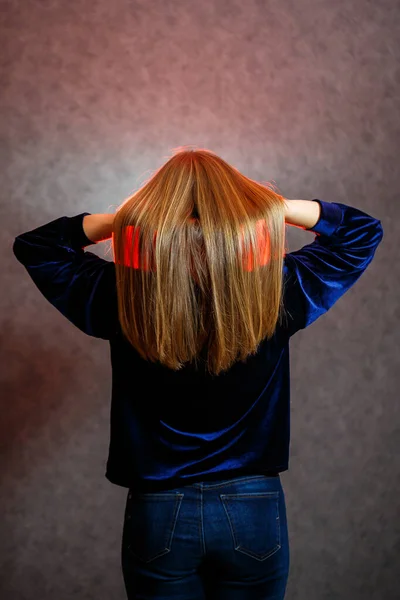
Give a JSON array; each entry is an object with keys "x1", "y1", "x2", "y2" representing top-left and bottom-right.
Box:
[
  {"x1": 220, "y1": 492, "x2": 281, "y2": 561},
  {"x1": 196, "y1": 475, "x2": 277, "y2": 490},
  {"x1": 126, "y1": 492, "x2": 184, "y2": 563}
]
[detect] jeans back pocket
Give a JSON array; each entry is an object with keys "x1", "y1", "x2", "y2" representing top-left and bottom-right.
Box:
[
  {"x1": 220, "y1": 491, "x2": 281, "y2": 561},
  {"x1": 124, "y1": 492, "x2": 184, "y2": 563}
]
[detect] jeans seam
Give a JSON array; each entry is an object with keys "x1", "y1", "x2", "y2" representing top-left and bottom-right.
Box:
[
  {"x1": 167, "y1": 493, "x2": 184, "y2": 553},
  {"x1": 194, "y1": 475, "x2": 278, "y2": 490},
  {"x1": 220, "y1": 496, "x2": 238, "y2": 550},
  {"x1": 200, "y1": 484, "x2": 206, "y2": 556},
  {"x1": 220, "y1": 492, "x2": 280, "y2": 498}
]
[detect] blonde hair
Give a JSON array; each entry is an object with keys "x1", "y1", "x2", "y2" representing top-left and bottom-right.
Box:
[{"x1": 111, "y1": 146, "x2": 288, "y2": 376}]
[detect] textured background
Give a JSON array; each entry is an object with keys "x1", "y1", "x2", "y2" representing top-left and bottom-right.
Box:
[{"x1": 1, "y1": 0, "x2": 399, "y2": 598}]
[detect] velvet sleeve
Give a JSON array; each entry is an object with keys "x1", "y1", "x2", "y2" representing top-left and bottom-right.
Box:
[
  {"x1": 12, "y1": 212, "x2": 119, "y2": 340},
  {"x1": 282, "y1": 199, "x2": 384, "y2": 338}
]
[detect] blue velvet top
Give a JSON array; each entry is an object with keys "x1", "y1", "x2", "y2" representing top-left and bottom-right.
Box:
[{"x1": 12, "y1": 199, "x2": 383, "y2": 491}]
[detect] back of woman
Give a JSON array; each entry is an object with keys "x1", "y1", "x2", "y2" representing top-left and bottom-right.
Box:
[{"x1": 13, "y1": 148, "x2": 384, "y2": 599}]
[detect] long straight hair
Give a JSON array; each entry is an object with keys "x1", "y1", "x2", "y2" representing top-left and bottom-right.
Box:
[{"x1": 111, "y1": 146, "x2": 289, "y2": 376}]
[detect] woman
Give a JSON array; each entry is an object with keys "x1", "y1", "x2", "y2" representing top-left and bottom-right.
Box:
[{"x1": 13, "y1": 147, "x2": 383, "y2": 599}]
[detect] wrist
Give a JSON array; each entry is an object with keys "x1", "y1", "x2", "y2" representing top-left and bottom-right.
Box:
[
  {"x1": 283, "y1": 198, "x2": 291, "y2": 219},
  {"x1": 83, "y1": 214, "x2": 114, "y2": 243}
]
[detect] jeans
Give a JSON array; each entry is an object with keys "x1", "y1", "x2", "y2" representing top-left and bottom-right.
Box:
[{"x1": 121, "y1": 474, "x2": 290, "y2": 599}]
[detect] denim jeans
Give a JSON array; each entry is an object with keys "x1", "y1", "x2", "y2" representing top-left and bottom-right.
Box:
[{"x1": 121, "y1": 474, "x2": 290, "y2": 599}]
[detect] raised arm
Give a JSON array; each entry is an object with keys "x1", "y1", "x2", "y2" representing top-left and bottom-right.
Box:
[
  {"x1": 284, "y1": 198, "x2": 322, "y2": 231},
  {"x1": 280, "y1": 198, "x2": 383, "y2": 339}
]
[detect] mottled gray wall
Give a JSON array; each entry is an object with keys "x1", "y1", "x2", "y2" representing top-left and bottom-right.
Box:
[{"x1": 1, "y1": 0, "x2": 398, "y2": 599}]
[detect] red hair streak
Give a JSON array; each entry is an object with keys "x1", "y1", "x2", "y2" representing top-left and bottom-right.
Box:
[{"x1": 115, "y1": 220, "x2": 272, "y2": 272}]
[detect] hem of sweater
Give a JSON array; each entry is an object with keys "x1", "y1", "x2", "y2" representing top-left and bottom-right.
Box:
[{"x1": 105, "y1": 465, "x2": 288, "y2": 492}]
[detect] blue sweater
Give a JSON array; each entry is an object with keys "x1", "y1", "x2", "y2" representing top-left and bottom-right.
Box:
[{"x1": 12, "y1": 199, "x2": 383, "y2": 492}]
